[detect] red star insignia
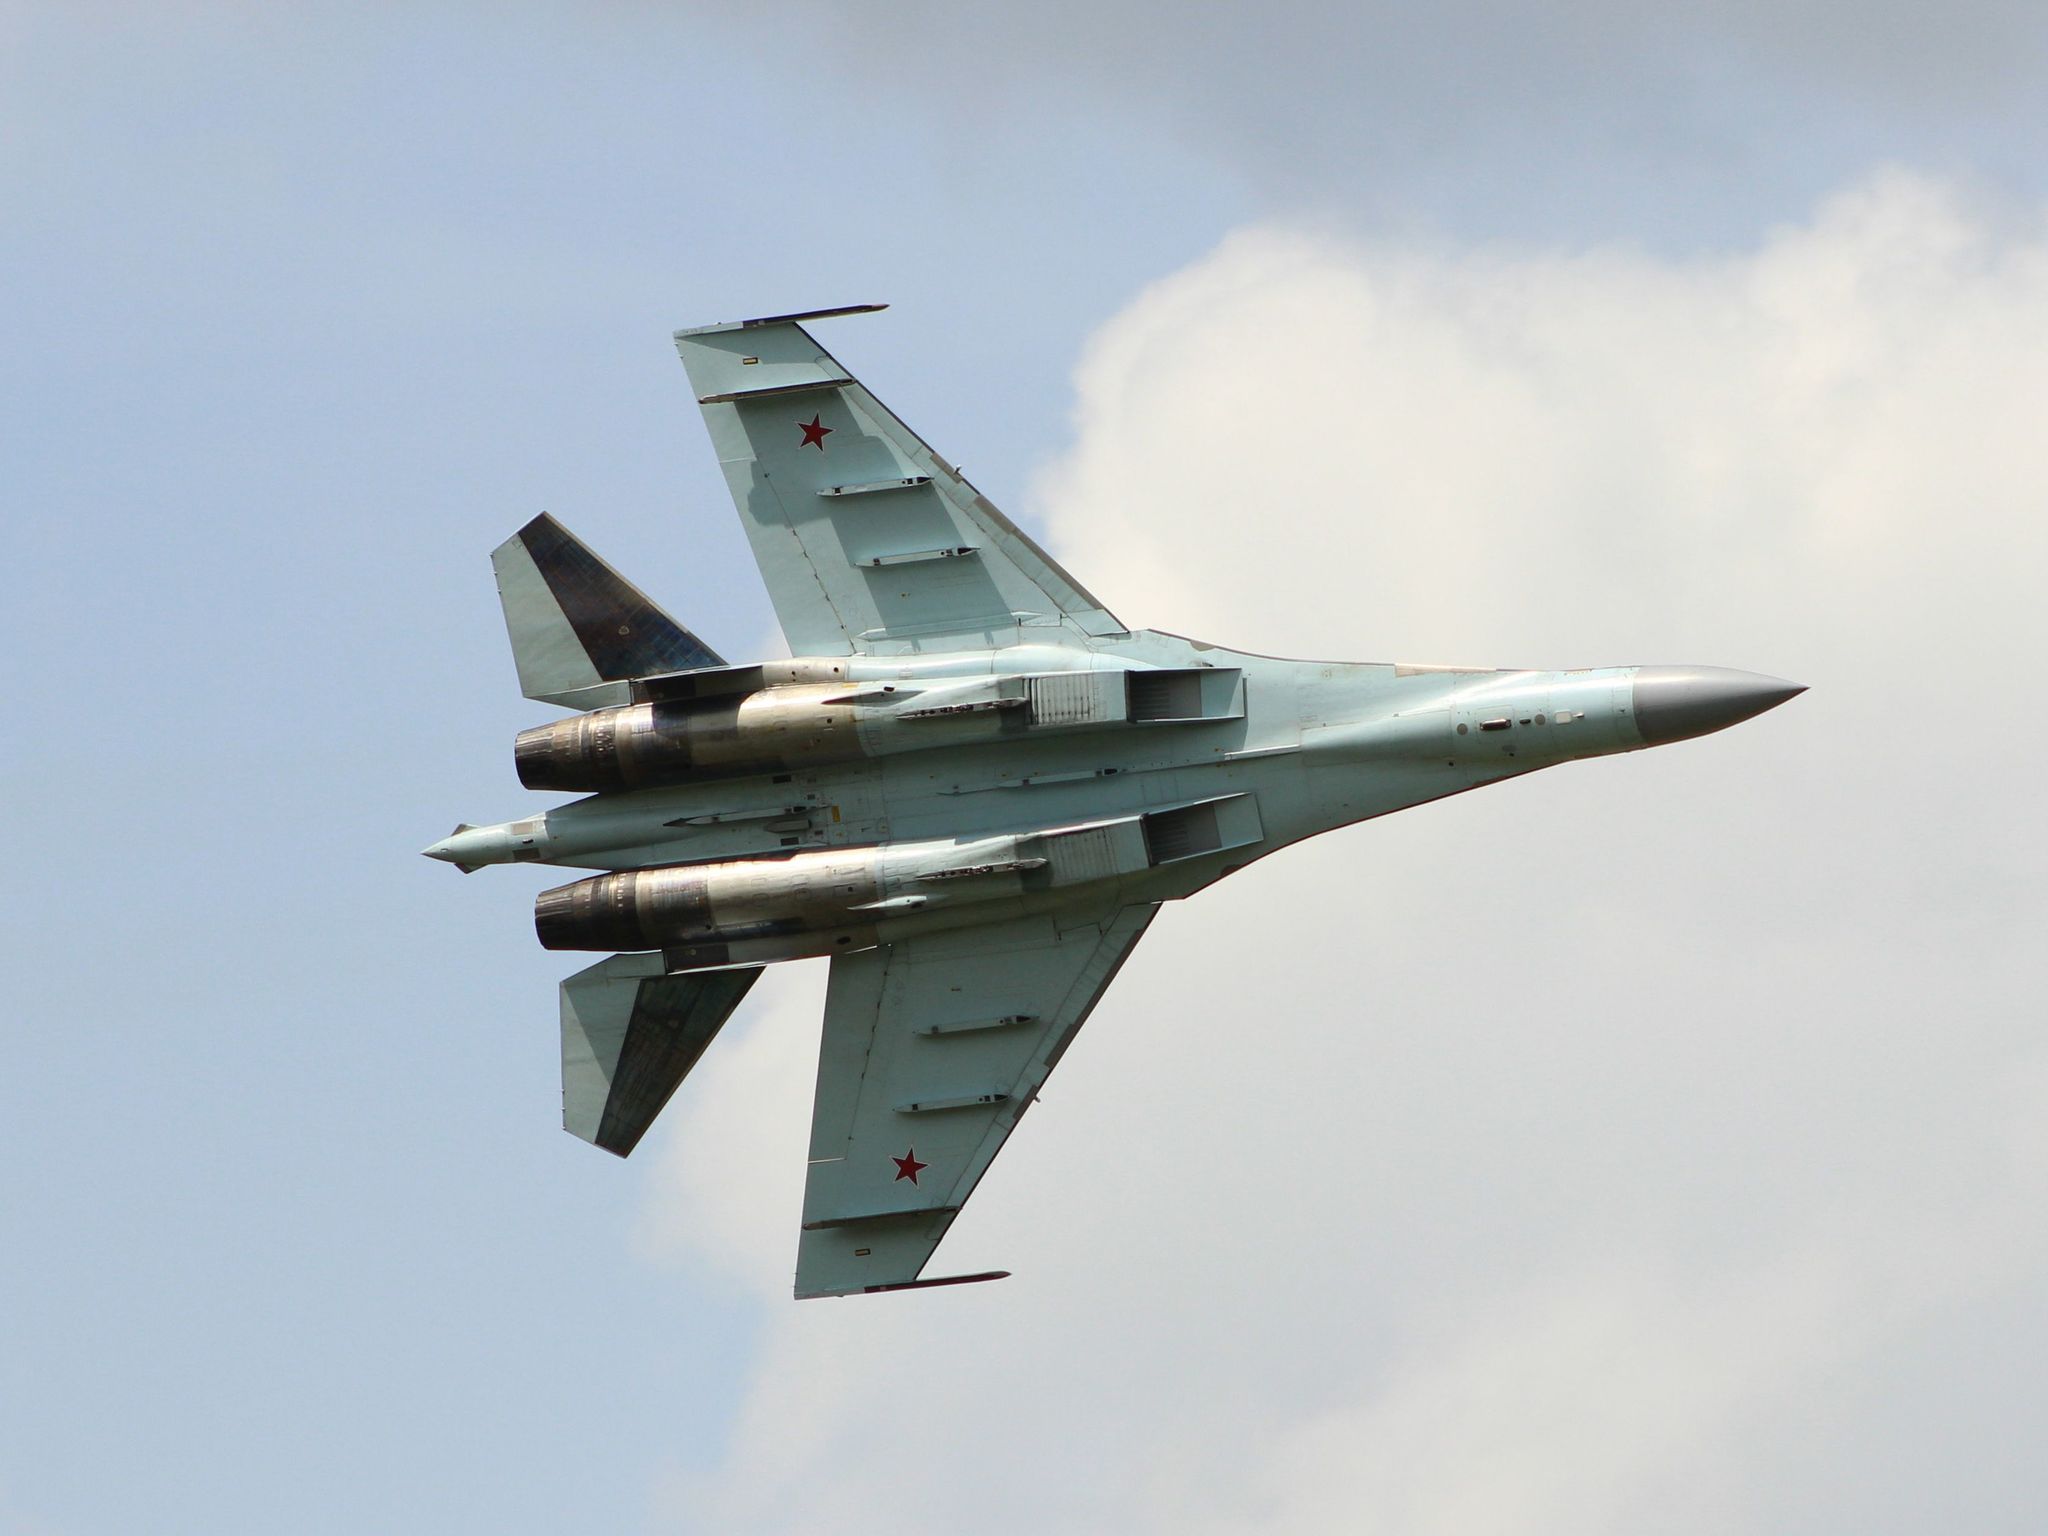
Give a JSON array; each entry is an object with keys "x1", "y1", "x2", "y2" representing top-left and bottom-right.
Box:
[
  {"x1": 798, "y1": 414, "x2": 832, "y2": 450},
  {"x1": 891, "y1": 1148, "x2": 928, "y2": 1184}
]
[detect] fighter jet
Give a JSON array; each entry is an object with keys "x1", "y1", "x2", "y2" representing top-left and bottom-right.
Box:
[{"x1": 427, "y1": 304, "x2": 1803, "y2": 1299}]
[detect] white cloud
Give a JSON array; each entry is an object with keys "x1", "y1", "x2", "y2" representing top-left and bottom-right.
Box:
[
  {"x1": 632, "y1": 963, "x2": 824, "y2": 1293},
  {"x1": 638, "y1": 170, "x2": 2048, "y2": 1533}
]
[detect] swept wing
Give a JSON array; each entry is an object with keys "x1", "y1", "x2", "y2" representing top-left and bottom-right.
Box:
[
  {"x1": 674, "y1": 306, "x2": 1124, "y2": 656},
  {"x1": 493, "y1": 512, "x2": 723, "y2": 706},
  {"x1": 795, "y1": 904, "x2": 1157, "y2": 1297}
]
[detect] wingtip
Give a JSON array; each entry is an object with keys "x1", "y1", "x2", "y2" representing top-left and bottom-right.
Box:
[
  {"x1": 674, "y1": 303, "x2": 889, "y2": 339},
  {"x1": 860, "y1": 1269, "x2": 1011, "y2": 1295},
  {"x1": 738, "y1": 302, "x2": 888, "y2": 329}
]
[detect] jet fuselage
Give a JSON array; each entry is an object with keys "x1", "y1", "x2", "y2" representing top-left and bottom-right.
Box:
[
  {"x1": 428, "y1": 630, "x2": 1800, "y2": 967},
  {"x1": 430, "y1": 304, "x2": 1805, "y2": 1298}
]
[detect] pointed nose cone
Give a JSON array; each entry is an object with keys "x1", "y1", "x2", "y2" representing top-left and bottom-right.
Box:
[
  {"x1": 1632, "y1": 666, "x2": 1806, "y2": 747},
  {"x1": 422, "y1": 824, "x2": 482, "y2": 872}
]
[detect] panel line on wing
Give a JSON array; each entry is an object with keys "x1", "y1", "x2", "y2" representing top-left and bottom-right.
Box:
[
  {"x1": 792, "y1": 904, "x2": 1158, "y2": 1298},
  {"x1": 698, "y1": 376, "x2": 855, "y2": 404},
  {"x1": 675, "y1": 315, "x2": 1126, "y2": 653}
]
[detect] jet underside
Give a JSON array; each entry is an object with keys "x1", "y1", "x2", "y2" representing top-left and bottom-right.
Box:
[{"x1": 429, "y1": 304, "x2": 1802, "y2": 1298}]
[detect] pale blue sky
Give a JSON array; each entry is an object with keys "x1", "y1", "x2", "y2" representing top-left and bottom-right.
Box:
[{"x1": 4, "y1": 6, "x2": 2044, "y2": 1532}]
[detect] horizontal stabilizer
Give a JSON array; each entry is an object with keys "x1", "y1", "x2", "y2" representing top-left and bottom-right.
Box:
[
  {"x1": 559, "y1": 953, "x2": 762, "y2": 1157},
  {"x1": 492, "y1": 513, "x2": 724, "y2": 707}
]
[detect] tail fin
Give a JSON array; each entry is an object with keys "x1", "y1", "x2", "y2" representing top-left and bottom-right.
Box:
[
  {"x1": 491, "y1": 513, "x2": 723, "y2": 707},
  {"x1": 558, "y1": 952, "x2": 762, "y2": 1157}
]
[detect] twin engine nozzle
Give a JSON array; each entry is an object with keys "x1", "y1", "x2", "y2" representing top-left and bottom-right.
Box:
[
  {"x1": 531, "y1": 835, "x2": 1056, "y2": 960},
  {"x1": 533, "y1": 860, "x2": 881, "y2": 970},
  {"x1": 533, "y1": 848, "x2": 894, "y2": 968},
  {"x1": 514, "y1": 669, "x2": 1050, "y2": 793},
  {"x1": 512, "y1": 664, "x2": 1258, "y2": 794},
  {"x1": 515, "y1": 684, "x2": 867, "y2": 792}
]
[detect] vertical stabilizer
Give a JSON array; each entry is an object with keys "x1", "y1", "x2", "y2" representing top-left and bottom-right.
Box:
[{"x1": 491, "y1": 514, "x2": 723, "y2": 706}]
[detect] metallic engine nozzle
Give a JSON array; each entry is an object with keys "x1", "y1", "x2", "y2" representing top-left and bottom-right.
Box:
[{"x1": 516, "y1": 716, "x2": 606, "y2": 792}]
